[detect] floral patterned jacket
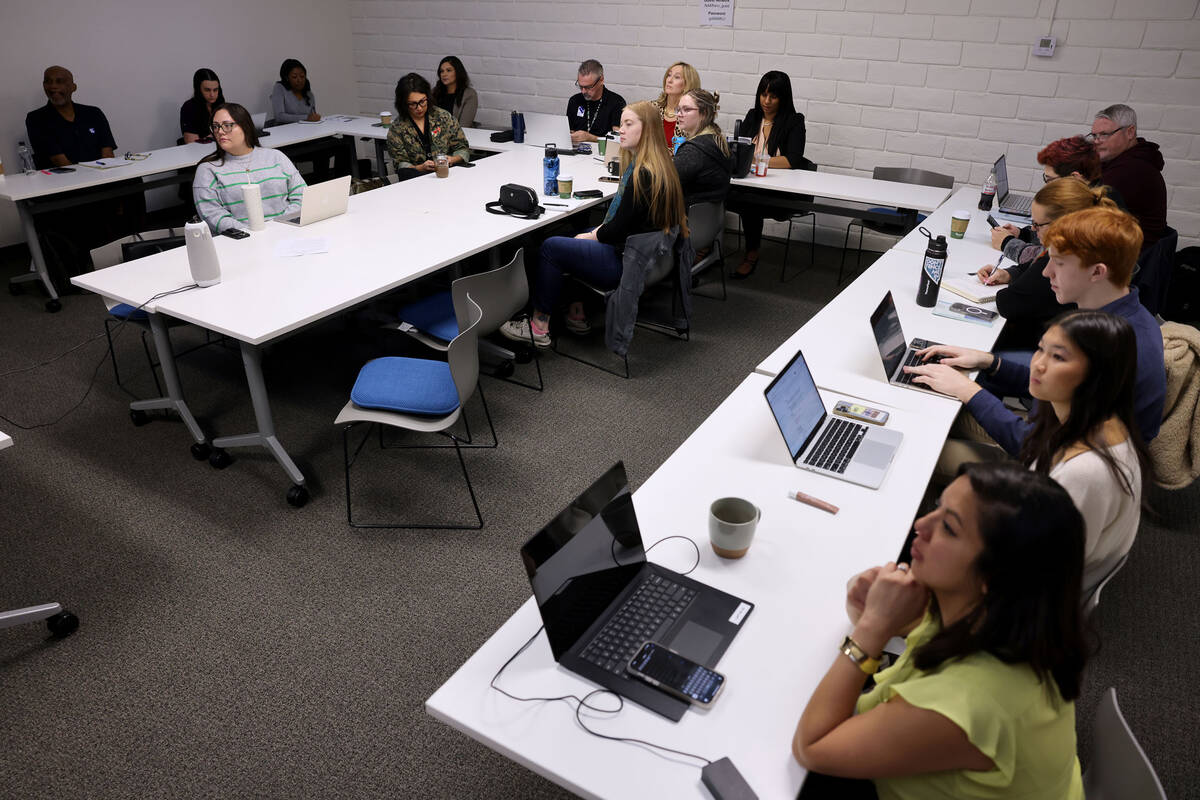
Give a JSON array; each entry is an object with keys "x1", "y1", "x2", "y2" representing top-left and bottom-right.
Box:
[{"x1": 386, "y1": 106, "x2": 470, "y2": 169}]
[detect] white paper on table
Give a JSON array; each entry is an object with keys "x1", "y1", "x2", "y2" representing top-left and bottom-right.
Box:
[
  {"x1": 274, "y1": 238, "x2": 329, "y2": 257},
  {"x1": 77, "y1": 159, "x2": 130, "y2": 169}
]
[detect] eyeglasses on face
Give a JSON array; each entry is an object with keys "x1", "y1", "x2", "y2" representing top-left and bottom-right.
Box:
[
  {"x1": 1086, "y1": 125, "x2": 1126, "y2": 143},
  {"x1": 209, "y1": 121, "x2": 238, "y2": 134},
  {"x1": 575, "y1": 77, "x2": 599, "y2": 91},
  {"x1": 1030, "y1": 219, "x2": 1053, "y2": 232},
  {"x1": 407, "y1": 97, "x2": 428, "y2": 110}
]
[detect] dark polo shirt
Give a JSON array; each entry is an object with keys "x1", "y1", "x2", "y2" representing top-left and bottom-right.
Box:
[{"x1": 25, "y1": 102, "x2": 116, "y2": 169}]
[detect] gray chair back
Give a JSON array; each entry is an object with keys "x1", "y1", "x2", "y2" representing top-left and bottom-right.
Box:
[
  {"x1": 687, "y1": 202, "x2": 725, "y2": 252},
  {"x1": 873, "y1": 166, "x2": 955, "y2": 190},
  {"x1": 1083, "y1": 688, "x2": 1167, "y2": 800},
  {"x1": 450, "y1": 249, "x2": 527, "y2": 336},
  {"x1": 1084, "y1": 552, "x2": 1129, "y2": 618},
  {"x1": 446, "y1": 294, "x2": 484, "y2": 409}
]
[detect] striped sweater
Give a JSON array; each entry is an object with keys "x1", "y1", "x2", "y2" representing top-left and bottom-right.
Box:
[{"x1": 192, "y1": 148, "x2": 306, "y2": 233}]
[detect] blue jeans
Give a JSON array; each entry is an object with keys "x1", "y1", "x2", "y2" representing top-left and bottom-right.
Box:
[{"x1": 533, "y1": 236, "x2": 623, "y2": 314}]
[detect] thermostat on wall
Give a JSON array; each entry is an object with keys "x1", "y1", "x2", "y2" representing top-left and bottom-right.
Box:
[{"x1": 1033, "y1": 36, "x2": 1056, "y2": 57}]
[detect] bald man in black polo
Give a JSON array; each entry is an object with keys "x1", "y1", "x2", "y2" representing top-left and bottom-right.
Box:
[{"x1": 25, "y1": 66, "x2": 117, "y2": 169}]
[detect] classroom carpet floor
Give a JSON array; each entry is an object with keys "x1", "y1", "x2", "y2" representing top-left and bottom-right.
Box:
[{"x1": 1, "y1": 234, "x2": 1196, "y2": 799}]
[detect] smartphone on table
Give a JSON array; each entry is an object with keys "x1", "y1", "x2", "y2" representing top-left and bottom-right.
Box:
[
  {"x1": 627, "y1": 642, "x2": 725, "y2": 706},
  {"x1": 832, "y1": 400, "x2": 890, "y2": 426}
]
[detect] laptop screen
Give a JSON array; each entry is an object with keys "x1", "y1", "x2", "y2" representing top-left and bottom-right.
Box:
[
  {"x1": 520, "y1": 462, "x2": 646, "y2": 661},
  {"x1": 993, "y1": 154, "x2": 1010, "y2": 200},
  {"x1": 764, "y1": 350, "x2": 828, "y2": 462},
  {"x1": 871, "y1": 291, "x2": 908, "y2": 379}
]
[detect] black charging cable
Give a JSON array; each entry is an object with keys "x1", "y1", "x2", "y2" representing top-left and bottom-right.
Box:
[
  {"x1": 0, "y1": 283, "x2": 200, "y2": 430},
  {"x1": 489, "y1": 535, "x2": 713, "y2": 768}
]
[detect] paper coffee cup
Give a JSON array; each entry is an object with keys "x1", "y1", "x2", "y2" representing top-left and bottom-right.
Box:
[
  {"x1": 709, "y1": 497, "x2": 760, "y2": 559},
  {"x1": 380, "y1": 110, "x2": 392, "y2": 126},
  {"x1": 557, "y1": 175, "x2": 573, "y2": 199},
  {"x1": 242, "y1": 182, "x2": 265, "y2": 231},
  {"x1": 950, "y1": 210, "x2": 971, "y2": 239}
]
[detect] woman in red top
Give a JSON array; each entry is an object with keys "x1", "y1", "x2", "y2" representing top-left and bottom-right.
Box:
[{"x1": 651, "y1": 62, "x2": 700, "y2": 149}]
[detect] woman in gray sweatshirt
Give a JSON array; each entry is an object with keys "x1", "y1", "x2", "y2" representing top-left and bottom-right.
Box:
[{"x1": 193, "y1": 103, "x2": 305, "y2": 233}]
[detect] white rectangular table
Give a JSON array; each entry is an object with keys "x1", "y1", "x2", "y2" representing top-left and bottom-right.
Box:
[
  {"x1": 732, "y1": 170, "x2": 951, "y2": 214},
  {"x1": 71, "y1": 146, "x2": 615, "y2": 501},
  {"x1": 426, "y1": 370, "x2": 948, "y2": 799}
]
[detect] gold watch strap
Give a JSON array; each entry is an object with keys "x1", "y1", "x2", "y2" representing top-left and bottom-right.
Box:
[{"x1": 840, "y1": 635, "x2": 882, "y2": 675}]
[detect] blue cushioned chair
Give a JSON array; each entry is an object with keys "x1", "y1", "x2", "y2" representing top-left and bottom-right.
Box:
[
  {"x1": 396, "y1": 249, "x2": 542, "y2": 391},
  {"x1": 839, "y1": 167, "x2": 954, "y2": 286},
  {"x1": 335, "y1": 295, "x2": 487, "y2": 529}
]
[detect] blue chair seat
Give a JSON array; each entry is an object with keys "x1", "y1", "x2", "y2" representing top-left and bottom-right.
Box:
[
  {"x1": 350, "y1": 357, "x2": 459, "y2": 416},
  {"x1": 398, "y1": 291, "x2": 458, "y2": 342},
  {"x1": 109, "y1": 303, "x2": 149, "y2": 321}
]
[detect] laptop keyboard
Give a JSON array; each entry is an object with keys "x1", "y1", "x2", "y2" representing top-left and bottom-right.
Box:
[
  {"x1": 803, "y1": 417, "x2": 867, "y2": 474},
  {"x1": 579, "y1": 574, "x2": 696, "y2": 676},
  {"x1": 895, "y1": 338, "x2": 943, "y2": 385},
  {"x1": 1002, "y1": 193, "x2": 1032, "y2": 215}
]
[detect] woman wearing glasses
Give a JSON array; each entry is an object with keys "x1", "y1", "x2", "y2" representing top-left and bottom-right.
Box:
[
  {"x1": 192, "y1": 103, "x2": 306, "y2": 234},
  {"x1": 672, "y1": 89, "x2": 731, "y2": 207},
  {"x1": 386, "y1": 73, "x2": 470, "y2": 178},
  {"x1": 179, "y1": 68, "x2": 225, "y2": 144},
  {"x1": 794, "y1": 462, "x2": 1089, "y2": 800},
  {"x1": 975, "y1": 180, "x2": 1118, "y2": 352}
]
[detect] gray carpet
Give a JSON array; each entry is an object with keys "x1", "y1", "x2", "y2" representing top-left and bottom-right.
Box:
[{"x1": 1, "y1": 238, "x2": 1196, "y2": 800}]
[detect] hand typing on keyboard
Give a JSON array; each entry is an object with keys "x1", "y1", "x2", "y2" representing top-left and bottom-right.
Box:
[{"x1": 904, "y1": 343, "x2": 994, "y2": 403}]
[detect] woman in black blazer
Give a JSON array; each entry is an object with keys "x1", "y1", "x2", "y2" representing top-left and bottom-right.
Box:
[{"x1": 730, "y1": 71, "x2": 807, "y2": 279}]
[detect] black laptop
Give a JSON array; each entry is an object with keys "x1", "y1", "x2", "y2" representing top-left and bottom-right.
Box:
[{"x1": 521, "y1": 462, "x2": 754, "y2": 722}]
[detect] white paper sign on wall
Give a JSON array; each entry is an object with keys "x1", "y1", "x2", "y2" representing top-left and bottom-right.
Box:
[{"x1": 699, "y1": 0, "x2": 734, "y2": 27}]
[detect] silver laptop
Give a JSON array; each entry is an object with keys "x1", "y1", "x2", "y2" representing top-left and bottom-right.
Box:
[
  {"x1": 870, "y1": 291, "x2": 957, "y2": 398},
  {"x1": 521, "y1": 111, "x2": 577, "y2": 151},
  {"x1": 251, "y1": 111, "x2": 270, "y2": 136},
  {"x1": 993, "y1": 155, "x2": 1032, "y2": 217},
  {"x1": 764, "y1": 349, "x2": 902, "y2": 490},
  {"x1": 275, "y1": 175, "x2": 351, "y2": 226}
]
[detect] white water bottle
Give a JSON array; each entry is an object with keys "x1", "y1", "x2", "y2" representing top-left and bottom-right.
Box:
[
  {"x1": 242, "y1": 182, "x2": 265, "y2": 231},
  {"x1": 185, "y1": 218, "x2": 221, "y2": 287}
]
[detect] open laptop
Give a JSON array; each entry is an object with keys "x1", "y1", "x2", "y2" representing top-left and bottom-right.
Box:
[
  {"x1": 275, "y1": 175, "x2": 351, "y2": 226},
  {"x1": 764, "y1": 350, "x2": 902, "y2": 489},
  {"x1": 993, "y1": 154, "x2": 1032, "y2": 217},
  {"x1": 521, "y1": 111, "x2": 578, "y2": 152},
  {"x1": 520, "y1": 462, "x2": 754, "y2": 722},
  {"x1": 870, "y1": 291, "x2": 955, "y2": 398},
  {"x1": 250, "y1": 112, "x2": 271, "y2": 137}
]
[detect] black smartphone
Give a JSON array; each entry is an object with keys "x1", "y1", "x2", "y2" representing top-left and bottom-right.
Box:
[
  {"x1": 598, "y1": 176, "x2": 620, "y2": 183},
  {"x1": 573, "y1": 189, "x2": 603, "y2": 199},
  {"x1": 49, "y1": 167, "x2": 75, "y2": 174},
  {"x1": 949, "y1": 302, "x2": 998, "y2": 321},
  {"x1": 627, "y1": 642, "x2": 725, "y2": 706},
  {"x1": 221, "y1": 228, "x2": 250, "y2": 240},
  {"x1": 456, "y1": 161, "x2": 475, "y2": 168},
  {"x1": 986, "y1": 214, "x2": 1000, "y2": 228}
]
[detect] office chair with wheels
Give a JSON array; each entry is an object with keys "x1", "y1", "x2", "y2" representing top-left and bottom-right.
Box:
[
  {"x1": 840, "y1": 167, "x2": 955, "y2": 286},
  {"x1": 1083, "y1": 688, "x2": 1167, "y2": 800},
  {"x1": 396, "y1": 249, "x2": 542, "y2": 392},
  {"x1": 687, "y1": 201, "x2": 727, "y2": 300},
  {"x1": 336, "y1": 295, "x2": 486, "y2": 529}
]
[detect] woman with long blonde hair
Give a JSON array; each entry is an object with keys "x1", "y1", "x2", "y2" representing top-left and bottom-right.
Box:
[
  {"x1": 651, "y1": 62, "x2": 701, "y2": 146},
  {"x1": 501, "y1": 101, "x2": 687, "y2": 347}
]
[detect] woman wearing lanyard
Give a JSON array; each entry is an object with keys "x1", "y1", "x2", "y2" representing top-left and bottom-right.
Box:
[
  {"x1": 728, "y1": 70, "x2": 807, "y2": 279},
  {"x1": 499, "y1": 101, "x2": 687, "y2": 347},
  {"x1": 386, "y1": 73, "x2": 470, "y2": 179},
  {"x1": 794, "y1": 461, "x2": 1089, "y2": 800},
  {"x1": 651, "y1": 62, "x2": 700, "y2": 151}
]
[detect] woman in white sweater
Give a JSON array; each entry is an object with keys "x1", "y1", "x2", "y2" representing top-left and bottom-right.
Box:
[
  {"x1": 192, "y1": 103, "x2": 306, "y2": 234},
  {"x1": 1017, "y1": 309, "x2": 1151, "y2": 597}
]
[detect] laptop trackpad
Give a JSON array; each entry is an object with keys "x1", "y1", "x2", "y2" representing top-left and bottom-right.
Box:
[
  {"x1": 668, "y1": 621, "x2": 722, "y2": 664},
  {"x1": 856, "y1": 439, "x2": 894, "y2": 469}
]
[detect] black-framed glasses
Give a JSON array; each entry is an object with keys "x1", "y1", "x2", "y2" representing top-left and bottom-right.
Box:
[
  {"x1": 1042, "y1": 172, "x2": 1057, "y2": 183},
  {"x1": 1086, "y1": 125, "x2": 1125, "y2": 143},
  {"x1": 406, "y1": 97, "x2": 428, "y2": 110},
  {"x1": 209, "y1": 121, "x2": 238, "y2": 134},
  {"x1": 575, "y1": 77, "x2": 599, "y2": 92},
  {"x1": 1030, "y1": 219, "x2": 1052, "y2": 232}
]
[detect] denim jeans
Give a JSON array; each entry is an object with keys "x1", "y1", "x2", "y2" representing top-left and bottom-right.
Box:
[{"x1": 533, "y1": 235, "x2": 623, "y2": 314}]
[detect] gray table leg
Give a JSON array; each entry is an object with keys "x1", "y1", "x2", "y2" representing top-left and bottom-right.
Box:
[
  {"x1": 374, "y1": 139, "x2": 387, "y2": 180},
  {"x1": 212, "y1": 341, "x2": 307, "y2": 488},
  {"x1": 11, "y1": 201, "x2": 61, "y2": 311},
  {"x1": 130, "y1": 313, "x2": 206, "y2": 445}
]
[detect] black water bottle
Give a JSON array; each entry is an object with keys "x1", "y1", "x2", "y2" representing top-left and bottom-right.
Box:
[{"x1": 917, "y1": 227, "x2": 947, "y2": 308}]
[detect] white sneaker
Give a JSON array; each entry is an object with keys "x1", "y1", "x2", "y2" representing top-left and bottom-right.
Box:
[
  {"x1": 564, "y1": 314, "x2": 592, "y2": 335},
  {"x1": 500, "y1": 318, "x2": 551, "y2": 348}
]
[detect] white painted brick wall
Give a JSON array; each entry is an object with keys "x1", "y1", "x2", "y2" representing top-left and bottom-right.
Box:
[{"x1": 350, "y1": 0, "x2": 1200, "y2": 247}]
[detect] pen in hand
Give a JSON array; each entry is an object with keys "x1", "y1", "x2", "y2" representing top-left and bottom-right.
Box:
[{"x1": 981, "y1": 258, "x2": 1006, "y2": 285}]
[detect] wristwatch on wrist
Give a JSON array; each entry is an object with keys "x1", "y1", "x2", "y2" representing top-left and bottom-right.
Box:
[{"x1": 840, "y1": 635, "x2": 882, "y2": 675}]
